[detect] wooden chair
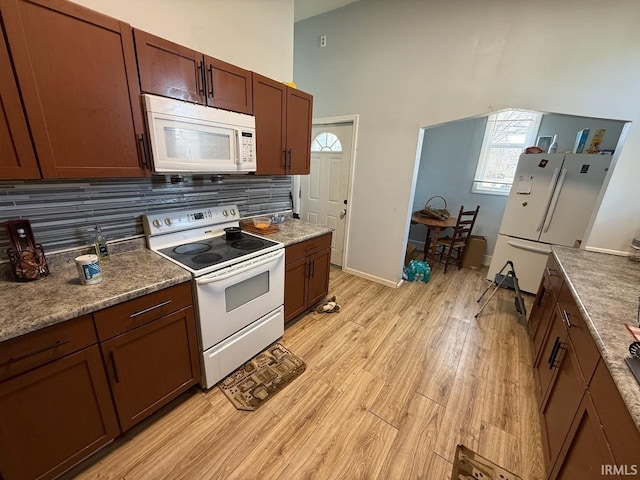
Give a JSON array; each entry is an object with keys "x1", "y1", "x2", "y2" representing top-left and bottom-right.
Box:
[{"x1": 435, "y1": 205, "x2": 480, "y2": 273}]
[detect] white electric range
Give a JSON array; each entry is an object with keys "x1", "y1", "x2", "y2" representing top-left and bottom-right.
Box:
[{"x1": 144, "y1": 205, "x2": 284, "y2": 388}]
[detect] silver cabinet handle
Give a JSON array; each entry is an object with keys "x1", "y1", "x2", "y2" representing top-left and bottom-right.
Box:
[
  {"x1": 562, "y1": 309, "x2": 573, "y2": 328},
  {"x1": 129, "y1": 300, "x2": 172, "y2": 318}
]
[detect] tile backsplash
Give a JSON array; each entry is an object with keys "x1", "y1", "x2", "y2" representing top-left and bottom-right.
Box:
[{"x1": 0, "y1": 175, "x2": 292, "y2": 261}]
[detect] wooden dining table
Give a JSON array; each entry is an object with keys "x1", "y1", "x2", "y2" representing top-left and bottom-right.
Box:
[{"x1": 410, "y1": 211, "x2": 458, "y2": 265}]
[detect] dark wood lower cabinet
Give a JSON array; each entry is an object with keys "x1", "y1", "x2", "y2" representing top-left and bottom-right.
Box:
[
  {"x1": 531, "y1": 253, "x2": 640, "y2": 480},
  {"x1": 100, "y1": 306, "x2": 200, "y2": 432},
  {"x1": 284, "y1": 233, "x2": 332, "y2": 323},
  {"x1": 539, "y1": 333, "x2": 585, "y2": 470},
  {"x1": 550, "y1": 392, "x2": 616, "y2": 480},
  {"x1": 0, "y1": 282, "x2": 201, "y2": 479},
  {"x1": 284, "y1": 256, "x2": 309, "y2": 321},
  {"x1": 307, "y1": 247, "x2": 331, "y2": 307},
  {"x1": 0, "y1": 346, "x2": 119, "y2": 480},
  {"x1": 534, "y1": 305, "x2": 565, "y2": 407}
]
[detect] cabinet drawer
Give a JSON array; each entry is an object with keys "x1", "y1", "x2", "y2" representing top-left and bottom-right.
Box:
[
  {"x1": 286, "y1": 233, "x2": 332, "y2": 264},
  {"x1": 556, "y1": 284, "x2": 600, "y2": 384},
  {"x1": 545, "y1": 254, "x2": 564, "y2": 300},
  {"x1": 0, "y1": 315, "x2": 96, "y2": 382},
  {"x1": 94, "y1": 282, "x2": 192, "y2": 341}
]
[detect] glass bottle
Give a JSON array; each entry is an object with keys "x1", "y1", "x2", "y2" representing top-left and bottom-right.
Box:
[{"x1": 94, "y1": 225, "x2": 110, "y2": 262}]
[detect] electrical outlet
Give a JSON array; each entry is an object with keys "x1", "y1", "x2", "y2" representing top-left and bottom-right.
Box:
[{"x1": 320, "y1": 35, "x2": 327, "y2": 47}]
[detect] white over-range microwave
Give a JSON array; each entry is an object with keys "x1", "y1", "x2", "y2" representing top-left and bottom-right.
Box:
[{"x1": 143, "y1": 94, "x2": 256, "y2": 174}]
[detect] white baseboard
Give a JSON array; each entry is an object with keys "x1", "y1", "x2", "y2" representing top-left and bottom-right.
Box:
[
  {"x1": 583, "y1": 246, "x2": 628, "y2": 256},
  {"x1": 342, "y1": 266, "x2": 400, "y2": 289}
]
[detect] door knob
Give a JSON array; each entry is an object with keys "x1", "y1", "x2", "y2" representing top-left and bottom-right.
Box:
[{"x1": 340, "y1": 209, "x2": 347, "y2": 219}]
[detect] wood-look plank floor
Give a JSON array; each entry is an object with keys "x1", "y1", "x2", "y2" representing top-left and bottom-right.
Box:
[{"x1": 67, "y1": 266, "x2": 545, "y2": 480}]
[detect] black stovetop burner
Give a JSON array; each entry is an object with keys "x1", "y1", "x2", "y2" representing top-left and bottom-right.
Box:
[{"x1": 158, "y1": 232, "x2": 279, "y2": 272}]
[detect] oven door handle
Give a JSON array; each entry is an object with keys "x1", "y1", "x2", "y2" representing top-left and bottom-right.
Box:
[{"x1": 195, "y1": 249, "x2": 284, "y2": 285}]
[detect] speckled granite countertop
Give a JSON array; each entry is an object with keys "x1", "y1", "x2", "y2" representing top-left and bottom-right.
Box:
[
  {"x1": 244, "y1": 217, "x2": 333, "y2": 246},
  {"x1": 0, "y1": 220, "x2": 331, "y2": 344},
  {"x1": 552, "y1": 246, "x2": 640, "y2": 431},
  {"x1": 0, "y1": 240, "x2": 192, "y2": 343}
]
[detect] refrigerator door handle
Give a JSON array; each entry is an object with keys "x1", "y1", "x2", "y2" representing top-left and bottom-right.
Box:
[
  {"x1": 506, "y1": 239, "x2": 551, "y2": 254},
  {"x1": 536, "y1": 167, "x2": 561, "y2": 232},
  {"x1": 543, "y1": 168, "x2": 567, "y2": 233}
]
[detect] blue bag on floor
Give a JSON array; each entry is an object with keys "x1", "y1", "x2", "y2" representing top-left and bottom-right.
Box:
[{"x1": 403, "y1": 259, "x2": 431, "y2": 283}]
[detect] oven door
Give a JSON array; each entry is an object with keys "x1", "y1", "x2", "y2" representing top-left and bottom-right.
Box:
[{"x1": 194, "y1": 249, "x2": 284, "y2": 349}]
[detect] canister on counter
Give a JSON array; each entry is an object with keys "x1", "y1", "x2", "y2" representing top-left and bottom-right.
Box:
[{"x1": 75, "y1": 254, "x2": 103, "y2": 284}]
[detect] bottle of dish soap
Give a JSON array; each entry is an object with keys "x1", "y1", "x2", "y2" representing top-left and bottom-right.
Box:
[{"x1": 94, "y1": 225, "x2": 110, "y2": 262}]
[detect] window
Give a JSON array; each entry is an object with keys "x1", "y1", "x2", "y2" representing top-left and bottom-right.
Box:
[
  {"x1": 472, "y1": 109, "x2": 542, "y2": 195},
  {"x1": 311, "y1": 132, "x2": 342, "y2": 152}
]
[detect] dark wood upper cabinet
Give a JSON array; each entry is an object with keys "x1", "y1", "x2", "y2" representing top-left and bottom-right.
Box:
[
  {"x1": 286, "y1": 87, "x2": 313, "y2": 175},
  {"x1": 134, "y1": 29, "x2": 253, "y2": 114},
  {"x1": 0, "y1": 0, "x2": 146, "y2": 178},
  {"x1": 253, "y1": 73, "x2": 313, "y2": 175},
  {"x1": 205, "y1": 55, "x2": 253, "y2": 114},
  {"x1": 133, "y1": 28, "x2": 206, "y2": 105},
  {"x1": 0, "y1": 26, "x2": 40, "y2": 179},
  {"x1": 253, "y1": 73, "x2": 287, "y2": 174}
]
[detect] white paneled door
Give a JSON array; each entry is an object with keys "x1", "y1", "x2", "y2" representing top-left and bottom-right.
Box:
[{"x1": 300, "y1": 123, "x2": 353, "y2": 266}]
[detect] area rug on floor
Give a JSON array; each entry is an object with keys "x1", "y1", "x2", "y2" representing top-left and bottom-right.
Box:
[
  {"x1": 218, "y1": 343, "x2": 306, "y2": 411},
  {"x1": 452, "y1": 444, "x2": 522, "y2": 480}
]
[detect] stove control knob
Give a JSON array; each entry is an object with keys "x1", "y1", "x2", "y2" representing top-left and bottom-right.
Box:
[
  {"x1": 230, "y1": 209, "x2": 236, "y2": 216},
  {"x1": 164, "y1": 218, "x2": 172, "y2": 225},
  {"x1": 152, "y1": 219, "x2": 161, "y2": 228},
  {"x1": 223, "y1": 210, "x2": 229, "y2": 217}
]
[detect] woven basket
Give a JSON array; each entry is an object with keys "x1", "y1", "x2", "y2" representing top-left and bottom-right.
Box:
[{"x1": 420, "y1": 195, "x2": 450, "y2": 221}]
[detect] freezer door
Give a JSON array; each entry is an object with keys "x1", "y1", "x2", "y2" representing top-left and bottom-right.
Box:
[
  {"x1": 539, "y1": 154, "x2": 611, "y2": 246},
  {"x1": 487, "y1": 235, "x2": 551, "y2": 294},
  {"x1": 499, "y1": 154, "x2": 565, "y2": 242}
]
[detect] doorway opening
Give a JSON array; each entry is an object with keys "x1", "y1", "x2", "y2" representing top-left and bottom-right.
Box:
[{"x1": 407, "y1": 109, "x2": 630, "y2": 272}]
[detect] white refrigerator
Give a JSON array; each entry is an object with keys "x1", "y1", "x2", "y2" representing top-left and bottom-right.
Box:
[{"x1": 487, "y1": 153, "x2": 611, "y2": 293}]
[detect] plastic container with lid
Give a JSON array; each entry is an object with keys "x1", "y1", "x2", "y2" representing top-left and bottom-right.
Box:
[{"x1": 629, "y1": 237, "x2": 640, "y2": 262}]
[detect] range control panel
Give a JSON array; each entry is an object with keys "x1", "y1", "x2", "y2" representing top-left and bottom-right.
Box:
[{"x1": 143, "y1": 205, "x2": 239, "y2": 236}]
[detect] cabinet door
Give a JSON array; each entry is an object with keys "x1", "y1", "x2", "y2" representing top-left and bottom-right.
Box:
[
  {"x1": 0, "y1": 26, "x2": 40, "y2": 179},
  {"x1": 286, "y1": 87, "x2": 313, "y2": 175},
  {"x1": 205, "y1": 56, "x2": 252, "y2": 114},
  {"x1": 285, "y1": 256, "x2": 308, "y2": 323},
  {"x1": 529, "y1": 274, "x2": 555, "y2": 363},
  {"x1": 589, "y1": 359, "x2": 640, "y2": 472},
  {"x1": 551, "y1": 392, "x2": 617, "y2": 480},
  {"x1": 539, "y1": 336, "x2": 585, "y2": 472},
  {"x1": 100, "y1": 306, "x2": 200, "y2": 432},
  {"x1": 134, "y1": 28, "x2": 206, "y2": 105},
  {"x1": 307, "y1": 247, "x2": 331, "y2": 308},
  {"x1": 1, "y1": 0, "x2": 146, "y2": 178},
  {"x1": 0, "y1": 346, "x2": 119, "y2": 480},
  {"x1": 253, "y1": 73, "x2": 287, "y2": 175},
  {"x1": 534, "y1": 305, "x2": 565, "y2": 406}
]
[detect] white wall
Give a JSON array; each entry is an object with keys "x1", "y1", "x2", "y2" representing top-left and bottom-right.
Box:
[
  {"x1": 294, "y1": 0, "x2": 640, "y2": 286},
  {"x1": 71, "y1": 0, "x2": 294, "y2": 81}
]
